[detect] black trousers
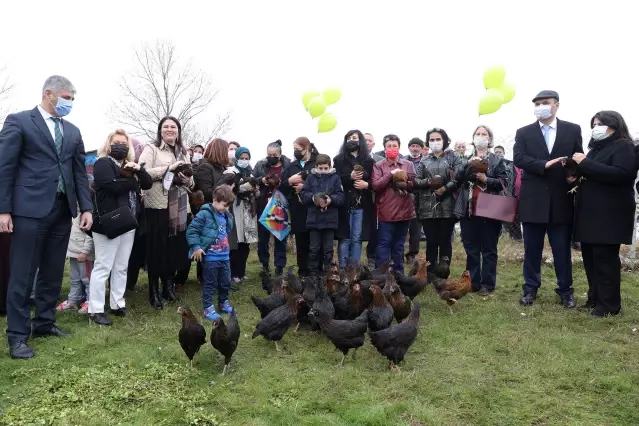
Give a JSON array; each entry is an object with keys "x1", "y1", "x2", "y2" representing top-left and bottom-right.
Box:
[
  {"x1": 406, "y1": 217, "x2": 421, "y2": 259},
  {"x1": 366, "y1": 220, "x2": 378, "y2": 262},
  {"x1": 581, "y1": 243, "x2": 621, "y2": 314},
  {"x1": 422, "y1": 218, "x2": 455, "y2": 270},
  {"x1": 461, "y1": 217, "x2": 502, "y2": 291},
  {"x1": 0, "y1": 234, "x2": 10, "y2": 316},
  {"x1": 294, "y1": 231, "x2": 311, "y2": 276},
  {"x1": 7, "y1": 197, "x2": 71, "y2": 345},
  {"x1": 230, "y1": 242, "x2": 251, "y2": 278},
  {"x1": 308, "y1": 229, "x2": 335, "y2": 274}
]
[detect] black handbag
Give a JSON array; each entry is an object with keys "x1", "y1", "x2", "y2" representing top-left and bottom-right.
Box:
[{"x1": 95, "y1": 194, "x2": 138, "y2": 239}]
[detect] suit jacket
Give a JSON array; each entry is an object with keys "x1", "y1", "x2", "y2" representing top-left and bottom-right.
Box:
[
  {"x1": 513, "y1": 119, "x2": 583, "y2": 224},
  {"x1": 0, "y1": 107, "x2": 92, "y2": 218}
]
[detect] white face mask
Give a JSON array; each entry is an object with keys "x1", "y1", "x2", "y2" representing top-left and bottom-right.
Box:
[
  {"x1": 236, "y1": 159, "x2": 251, "y2": 168},
  {"x1": 228, "y1": 151, "x2": 235, "y2": 160},
  {"x1": 534, "y1": 104, "x2": 553, "y2": 120},
  {"x1": 591, "y1": 125, "x2": 610, "y2": 141},
  {"x1": 430, "y1": 141, "x2": 443, "y2": 153},
  {"x1": 410, "y1": 152, "x2": 421, "y2": 158},
  {"x1": 192, "y1": 153, "x2": 203, "y2": 162},
  {"x1": 473, "y1": 136, "x2": 489, "y2": 150}
]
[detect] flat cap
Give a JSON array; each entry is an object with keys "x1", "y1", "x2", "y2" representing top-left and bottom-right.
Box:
[{"x1": 532, "y1": 90, "x2": 559, "y2": 102}]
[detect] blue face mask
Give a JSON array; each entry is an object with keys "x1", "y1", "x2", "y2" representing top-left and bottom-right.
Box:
[{"x1": 52, "y1": 95, "x2": 73, "y2": 117}]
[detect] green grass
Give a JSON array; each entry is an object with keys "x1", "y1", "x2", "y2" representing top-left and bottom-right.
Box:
[{"x1": 1, "y1": 241, "x2": 639, "y2": 426}]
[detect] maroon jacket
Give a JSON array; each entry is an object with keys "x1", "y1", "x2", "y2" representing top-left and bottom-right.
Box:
[{"x1": 372, "y1": 158, "x2": 416, "y2": 222}]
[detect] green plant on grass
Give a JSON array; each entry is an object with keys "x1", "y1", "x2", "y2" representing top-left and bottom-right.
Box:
[{"x1": 1, "y1": 240, "x2": 638, "y2": 426}]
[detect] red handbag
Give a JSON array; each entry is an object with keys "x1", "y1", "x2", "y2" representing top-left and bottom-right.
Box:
[{"x1": 474, "y1": 181, "x2": 518, "y2": 223}]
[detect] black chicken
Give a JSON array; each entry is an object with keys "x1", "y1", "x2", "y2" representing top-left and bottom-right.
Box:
[
  {"x1": 310, "y1": 278, "x2": 335, "y2": 332},
  {"x1": 308, "y1": 308, "x2": 368, "y2": 366},
  {"x1": 211, "y1": 308, "x2": 240, "y2": 376},
  {"x1": 369, "y1": 303, "x2": 421, "y2": 371},
  {"x1": 252, "y1": 294, "x2": 304, "y2": 352},
  {"x1": 177, "y1": 306, "x2": 207, "y2": 368},
  {"x1": 367, "y1": 284, "x2": 393, "y2": 332}
]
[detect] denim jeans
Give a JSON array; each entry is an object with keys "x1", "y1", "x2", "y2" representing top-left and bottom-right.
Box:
[
  {"x1": 376, "y1": 221, "x2": 410, "y2": 273},
  {"x1": 202, "y1": 259, "x2": 231, "y2": 310},
  {"x1": 338, "y1": 209, "x2": 363, "y2": 267},
  {"x1": 67, "y1": 257, "x2": 92, "y2": 304}
]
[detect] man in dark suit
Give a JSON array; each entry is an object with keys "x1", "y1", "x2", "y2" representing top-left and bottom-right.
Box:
[
  {"x1": 514, "y1": 90, "x2": 583, "y2": 308},
  {"x1": 0, "y1": 75, "x2": 93, "y2": 359}
]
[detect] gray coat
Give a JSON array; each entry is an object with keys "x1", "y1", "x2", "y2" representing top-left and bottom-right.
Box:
[{"x1": 413, "y1": 151, "x2": 462, "y2": 219}]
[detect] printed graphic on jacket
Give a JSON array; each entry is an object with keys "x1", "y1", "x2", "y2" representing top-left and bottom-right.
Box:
[{"x1": 205, "y1": 213, "x2": 230, "y2": 261}]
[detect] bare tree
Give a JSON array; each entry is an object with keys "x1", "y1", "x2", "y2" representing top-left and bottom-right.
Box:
[
  {"x1": 182, "y1": 111, "x2": 233, "y2": 148},
  {"x1": 0, "y1": 65, "x2": 15, "y2": 123},
  {"x1": 110, "y1": 40, "x2": 231, "y2": 141}
]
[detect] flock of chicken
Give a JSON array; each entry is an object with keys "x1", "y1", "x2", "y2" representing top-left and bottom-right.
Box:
[{"x1": 177, "y1": 256, "x2": 472, "y2": 375}]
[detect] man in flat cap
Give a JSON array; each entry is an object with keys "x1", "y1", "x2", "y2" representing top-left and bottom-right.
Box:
[{"x1": 513, "y1": 90, "x2": 583, "y2": 308}]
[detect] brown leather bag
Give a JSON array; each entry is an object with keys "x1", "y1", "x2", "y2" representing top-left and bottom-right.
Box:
[{"x1": 474, "y1": 180, "x2": 518, "y2": 223}]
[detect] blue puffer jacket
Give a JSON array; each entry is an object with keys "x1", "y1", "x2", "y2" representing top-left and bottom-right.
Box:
[
  {"x1": 186, "y1": 203, "x2": 234, "y2": 257},
  {"x1": 300, "y1": 169, "x2": 345, "y2": 230}
]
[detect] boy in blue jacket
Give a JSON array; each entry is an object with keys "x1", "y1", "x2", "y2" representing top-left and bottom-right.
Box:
[
  {"x1": 301, "y1": 154, "x2": 345, "y2": 275},
  {"x1": 187, "y1": 185, "x2": 235, "y2": 322}
]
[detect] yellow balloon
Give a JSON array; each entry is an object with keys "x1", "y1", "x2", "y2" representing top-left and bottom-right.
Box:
[
  {"x1": 478, "y1": 89, "x2": 504, "y2": 116},
  {"x1": 302, "y1": 90, "x2": 321, "y2": 110},
  {"x1": 498, "y1": 82, "x2": 516, "y2": 104},
  {"x1": 322, "y1": 87, "x2": 342, "y2": 105},
  {"x1": 318, "y1": 112, "x2": 337, "y2": 133},
  {"x1": 483, "y1": 65, "x2": 506, "y2": 90},
  {"x1": 308, "y1": 97, "x2": 327, "y2": 119}
]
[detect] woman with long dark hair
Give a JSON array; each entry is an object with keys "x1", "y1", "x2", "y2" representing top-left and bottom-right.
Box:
[
  {"x1": 334, "y1": 130, "x2": 375, "y2": 267},
  {"x1": 138, "y1": 116, "x2": 194, "y2": 309},
  {"x1": 280, "y1": 137, "x2": 319, "y2": 276},
  {"x1": 573, "y1": 111, "x2": 637, "y2": 317}
]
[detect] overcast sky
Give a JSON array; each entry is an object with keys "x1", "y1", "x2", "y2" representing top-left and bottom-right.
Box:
[{"x1": 1, "y1": 0, "x2": 637, "y2": 161}]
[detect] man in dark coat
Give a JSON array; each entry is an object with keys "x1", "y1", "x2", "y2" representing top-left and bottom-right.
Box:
[{"x1": 513, "y1": 90, "x2": 583, "y2": 308}]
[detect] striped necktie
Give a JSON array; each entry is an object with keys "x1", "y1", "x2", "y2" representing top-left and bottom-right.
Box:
[{"x1": 51, "y1": 117, "x2": 65, "y2": 193}]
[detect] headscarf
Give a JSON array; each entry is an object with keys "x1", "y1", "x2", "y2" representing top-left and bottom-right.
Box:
[{"x1": 235, "y1": 146, "x2": 251, "y2": 175}]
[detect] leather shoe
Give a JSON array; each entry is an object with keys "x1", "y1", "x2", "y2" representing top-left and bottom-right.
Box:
[
  {"x1": 32, "y1": 325, "x2": 71, "y2": 338},
  {"x1": 10, "y1": 341, "x2": 35, "y2": 359},
  {"x1": 110, "y1": 308, "x2": 127, "y2": 317},
  {"x1": 560, "y1": 294, "x2": 576, "y2": 309},
  {"x1": 519, "y1": 293, "x2": 536, "y2": 306},
  {"x1": 90, "y1": 313, "x2": 113, "y2": 325}
]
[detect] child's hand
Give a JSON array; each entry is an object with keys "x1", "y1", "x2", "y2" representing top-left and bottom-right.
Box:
[
  {"x1": 325, "y1": 196, "x2": 332, "y2": 207},
  {"x1": 77, "y1": 253, "x2": 87, "y2": 262},
  {"x1": 192, "y1": 249, "x2": 205, "y2": 262}
]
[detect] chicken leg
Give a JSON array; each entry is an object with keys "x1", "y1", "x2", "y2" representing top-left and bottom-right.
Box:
[
  {"x1": 294, "y1": 323, "x2": 300, "y2": 333},
  {"x1": 189, "y1": 359, "x2": 193, "y2": 368},
  {"x1": 222, "y1": 363, "x2": 229, "y2": 376},
  {"x1": 351, "y1": 348, "x2": 358, "y2": 360},
  {"x1": 275, "y1": 341, "x2": 282, "y2": 352},
  {"x1": 339, "y1": 354, "x2": 346, "y2": 366},
  {"x1": 447, "y1": 298, "x2": 458, "y2": 315}
]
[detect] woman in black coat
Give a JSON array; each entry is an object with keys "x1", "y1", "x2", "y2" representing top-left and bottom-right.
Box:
[
  {"x1": 88, "y1": 130, "x2": 152, "y2": 325},
  {"x1": 279, "y1": 137, "x2": 318, "y2": 277},
  {"x1": 573, "y1": 111, "x2": 638, "y2": 317},
  {"x1": 333, "y1": 130, "x2": 375, "y2": 267}
]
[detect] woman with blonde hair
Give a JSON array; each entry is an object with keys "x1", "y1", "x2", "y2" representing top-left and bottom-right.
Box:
[{"x1": 88, "y1": 129, "x2": 152, "y2": 325}]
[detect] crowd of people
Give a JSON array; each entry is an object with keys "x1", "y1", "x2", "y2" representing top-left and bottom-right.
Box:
[{"x1": 1, "y1": 77, "x2": 637, "y2": 360}]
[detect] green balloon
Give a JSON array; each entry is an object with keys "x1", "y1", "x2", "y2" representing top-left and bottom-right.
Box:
[
  {"x1": 499, "y1": 82, "x2": 516, "y2": 104},
  {"x1": 302, "y1": 90, "x2": 321, "y2": 110},
  {"x1": 308, "y1": 97, "x2": 327, "y2": 119},
  {"x1": 483, "y1": 65, "x2": 506, "y2": 90},
  {"x1": 478, "y1": 89, "x2": 504, "y2": 115},
  {"x1": 318, "y1": 112, "x2": 337, "y2": 133}
]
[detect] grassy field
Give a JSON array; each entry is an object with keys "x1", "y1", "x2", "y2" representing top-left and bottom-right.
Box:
[{"x1": 1, "y1": 240, "x2": 639, "y2": 426}]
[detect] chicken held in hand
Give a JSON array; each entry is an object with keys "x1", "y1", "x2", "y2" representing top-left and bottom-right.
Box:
[
  {"x1": 433, "y1": 270, "x2": 472, "y2": 314},
  {"x1": 308, "y1": 308, "x2": 368, "y2": 366},
  {"x1": 252, "y1": 294, "x2": 304, "y2": 352},
  {"x1": 211, "y1": 308, "x2": 240, "y2": 376},
  {"x1": 369, "y1": 303, "x2": 421, "y2": 371},
  {"x1": 368, "y1": 284, "x2": 393, "y2": 332},
  {"x1": 392, "y1": 169, "x2": 410, "y2": 195},
  {"x1": 177, "y1": 306, "x2": 207, "y2": 368}
]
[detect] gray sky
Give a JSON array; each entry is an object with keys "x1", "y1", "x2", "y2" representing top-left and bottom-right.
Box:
[{"x1": 2, "y1": 0, "x2": 637, "y2": 160}]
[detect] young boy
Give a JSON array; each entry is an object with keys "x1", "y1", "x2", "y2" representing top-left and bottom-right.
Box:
[
  {"x1": 301, "y1": 154, "x2": 345, "y2": 275},
  {"x1": 186, "y1": 185, "x2": 235, "y2": 322}
]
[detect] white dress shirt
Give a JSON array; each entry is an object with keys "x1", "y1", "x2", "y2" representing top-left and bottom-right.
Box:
[
  {"x1": 538, "y1": 118, "x2": 557, "y2": 153},
  {"x1": 37, "y1": 105, "x2": 64, "y2": 141}
]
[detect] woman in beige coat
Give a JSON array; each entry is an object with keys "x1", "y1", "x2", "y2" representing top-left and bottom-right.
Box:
[{"x1": 138, "y1": 116, "x2": 194, "y2": 309}]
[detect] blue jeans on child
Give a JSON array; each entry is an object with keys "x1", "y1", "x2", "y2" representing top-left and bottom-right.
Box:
[
  {"x1": 338, "y1": 209, "x2": 363, "y2": 267},
  {"x1": 68, "y1": 258, "x2": 92, "y2": 304},
  {"x1": 202, "y1": 260, "x2": 231, "y2": 310}
]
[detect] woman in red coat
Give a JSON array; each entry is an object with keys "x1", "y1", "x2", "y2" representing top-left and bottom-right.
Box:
[{"x1": 371, "y1": 134, "x2": 416, "y2": 273}]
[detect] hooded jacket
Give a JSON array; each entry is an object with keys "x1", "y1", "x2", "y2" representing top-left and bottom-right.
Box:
[{"x1": 300, "y1": 169, "x2": 345, "y2": 229}]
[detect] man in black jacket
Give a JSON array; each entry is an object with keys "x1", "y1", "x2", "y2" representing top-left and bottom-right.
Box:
[{"x1": 513, "y1": 90, "x2": 583, "y2": 308}]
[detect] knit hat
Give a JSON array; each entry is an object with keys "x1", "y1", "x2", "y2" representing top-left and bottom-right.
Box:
[{"x1": 408, "y1": 137, "x2": 424, "y2": 148}]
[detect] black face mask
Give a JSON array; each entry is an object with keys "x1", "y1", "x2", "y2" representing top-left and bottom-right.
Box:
[
  {"x1": 346, "y1": 141, "x2": 359, "y2": 152},
  {"x1": 294, "y1": 149, "x2": 304, "y2": 161},
  {"x1": 266, "y1": 156, "x2": 280, "y2": 166},
  {"x1": 110, "y1": 145, "x2": 129, "y2": 161}
]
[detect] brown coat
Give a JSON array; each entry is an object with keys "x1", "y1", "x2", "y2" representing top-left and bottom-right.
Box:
[{"x1": 372, "y1": 158, "x2": 416, "y2": 222}]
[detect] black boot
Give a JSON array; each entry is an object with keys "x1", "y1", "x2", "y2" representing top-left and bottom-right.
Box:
[
  {"x1": 148, "y1": 276, "x2": 163, "y2": 310},
  {"x1": 162, "y1": 277, "x2": 177, "y2": 302},
  {"x1": 275, "y1": 267, "x2": 283, "y2": 276}
]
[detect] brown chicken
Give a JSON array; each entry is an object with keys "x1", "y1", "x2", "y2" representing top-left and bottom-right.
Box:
[
  {"x1": 396, "y1": 258, "x2": 429, "y2": 300},
  {"x1": 334, "y1": 282, "x2": 369, "y2": 320},
  {"x1": 383, "y1": 271, "x2": 412, "y2": 323},
  {"x1": 392, "y1": 169, "x2": 409, "y2": 195},
  {"x1": 468, "y1": 158, "x2": 489, "y2": 174},
  {"x1": 428, "y1": 175, "x2": 444, "y2": 189},
  {"x1": 189, "y1": 190, "x2": 205, "y2": 213},
  {"x1": 367, "y1": 284, "x2": 394, "y2": 332},
  {"x1": 211, "y1": 308, "x2": 240, "y2": 376},
  {"x1": 308, "y1": 308, "x2": 368, "y2": 366},
  {"x1": 433, "y1": 270, "x2": 472, "y2": 314},
  {"x1": 177, "y1": 306, "x2": 207, "y2": 368},
  {"x1": 369, "y1": 303, "x2": 421, "y2": 371},
  {"x1": 252, "y1": 294, "x2": 304, "y2": 352}
]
